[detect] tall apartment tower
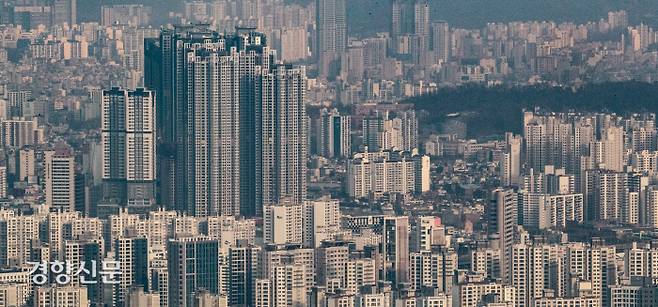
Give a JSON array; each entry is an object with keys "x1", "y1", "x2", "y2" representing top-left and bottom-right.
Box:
[
  {"x1": 45, "y1": 147, "x2": 76, "y2": 211},
  {"x1": 391, "y1": 0, "x2": 415, "y2": 39},
  {"x1": 382, "y1": 216, "x2": 410, "y2": 285},
  {"x1": 101, "y1": 87, "x2": 156, "y2": 214},
  {"x1": 500, "y1": 133, "x2": 522, "y2": 187},
  {"x1": 524, "y1": 119, "x2": 547, "y2": 172},
  {"x1": 586, "y1": 170, "x2": 629, "y2": 222},
  {"x1": 167, "y1": 237, "x2": 220, "y2": 307},
  {"x1": 487, "y1": 188, "x2": 518, "y2": 284},
  {"x1": 114, "y1": 236, "x2": 149, "y2": 306},
  {"x1": 183, "y1": 42, "x2": 242, "y2": 217},
  {"x1": 227, "y1": 245, "x2": 262, "y2": 306},
  {"x1": 318, "y1": 108, "x2": 351, "y2": 158},
  {"x1": 316, "y1": 0, "x2": 347, "y2": 77},
  {"x1": 146, "y1": 27, "x2": 307, "y2": 217},
  {"x1": 257, "y1": 65, "x2": 308, "y2": 213},
  {"x1": 391, "y1": 0, "x2": 430, "y2": 58},
  {"x1": 431, "y1": 21, "x2": 450, "y2": 62},
  {"x1": 52, "y1": 0, "x2": 76, "y2": 26},
  {"x1": 362, "y1": 110, "x2": 418, "y2": 152},
  {"x1": 0, "y1": 166, "x2": 6, "y2": 199},
  {"x1": 413, "y1": 0, "x2": 430, "y2": 38}
]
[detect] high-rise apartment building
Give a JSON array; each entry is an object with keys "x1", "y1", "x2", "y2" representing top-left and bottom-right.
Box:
[
  {"x1": 262, "y1": 245, "x2": 315, "y2": 295},
  {"x1": 302, "y1": 197, "x2": 341, "y2": 248},
  {"x1": 585, "y1": 170, "x2": 628, "y2": 222},
  {"x1": 64, "y1": 240, "x2": 103, "y2": 304},
  {"x1": 318, "y1": 108, "x2": 351, "y2": 159},
  {"x1": 458, "y1": 281, "x2": 516, "y2": 307},
  {"x1": 52, "y1": 0, "x2": 76, "y2": 26},
  {"x1": 315, "y1": 241, "x2": 350, "y2": 289},
  {"x1": 409, "y1": 247, "x2": 457, "y2": 293},
  {"x1": 0, "y1": 118, "x2": 41, "y2": 148},
  {"x1": 487, "y1": 188, "x2": 518, "y2": 284},
  {"x1": 115, "y1": 236, "x2": 149, "y2": 306},
  {"x1": 383, "y1": 216, "x2": 409, "y2": 284},
  {"x1": 0, "y1": 166, "x2": 6, "y2": 199},
  {"x1": 45, "y1": 147, "x2": 76, "y2": 211},
  {"x1": 17, "y1": 148, "x2": 36, "y2": 183},
  {"x1": 431, "y1": 21, "x2": 450, "y2": 62},
  {"x1": 347, "y1": 150, "x2": 430, "y2": 198},
  {"x1": 167, "y1": 237, "x2": 220, "y2": 307},
  {"x1": 227, "y1": 245, "x2": 261, "y2": 306},
  {"x1": 145, "y1": 27, "x2": 307, "y2": 217},
  {"x1": 316, "y1": 0, "x2": 347, "y2": 77},
  {"x1": 257, "y1": 65, "x2": 308, "y2": 213},
  {"x1": 182, "y1": 41, "x2": 242, "y2": 217},
  {"x1": 34, "y1": 286, "x2": 89, "y2": 307},
  {"x1": 362, "y1": 110, "x2": 418, "y2": 152},
  {"x1": 500, "y1": 133, "x2": 522, "y2": 187},
  {"x1": 102, "y1": 87, "x2": 156, "y2": 214},
  {"x1": 263, "y1": 201, "x2": 303, "y2": 245}
]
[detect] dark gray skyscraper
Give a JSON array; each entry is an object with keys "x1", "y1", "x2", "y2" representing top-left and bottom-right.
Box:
[{"x1": 316, "y1": 0, "x2": 347, "y2": 77}]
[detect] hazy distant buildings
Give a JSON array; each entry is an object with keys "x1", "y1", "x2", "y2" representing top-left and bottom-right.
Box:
[
  {"x1": 316, "y1": 0, "x2": 347, "y2": 77},
  {"x1": 101, "y1": 4, "x2": 152, "y2": 26},
  {"x1": 391, "y1": 0, "x2": 415, "y2": 45},
  {"x1": 52, "y1": 0, "x2": 76, "y2": 26},
  {"x1": 431, "y1": 21, "x2": 450, "y2": 62},
  {"x1": 362, "y1": 110, "x2": 418, "y2": 152},
  {"x1": 274, "y1": 27, "x2": 310, "y2": 63},
  {"x1": 391, "y1": 0, "x2": 430, "y2": 60}
]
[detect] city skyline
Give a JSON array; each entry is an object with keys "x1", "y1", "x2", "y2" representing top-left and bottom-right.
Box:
[{"x1": 3, "y1": 0, "x2": 658, "y2": 307}]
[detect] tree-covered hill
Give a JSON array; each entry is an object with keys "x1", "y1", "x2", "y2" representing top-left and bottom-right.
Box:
[{"x1": 406, "y1": 82, "x2": 658, "y2": 138}]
